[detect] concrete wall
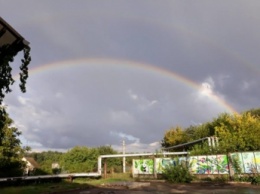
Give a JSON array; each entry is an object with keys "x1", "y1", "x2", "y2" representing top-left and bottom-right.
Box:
[{"x1": 132, "y1": 151, "x2": 260, "y2": 177}]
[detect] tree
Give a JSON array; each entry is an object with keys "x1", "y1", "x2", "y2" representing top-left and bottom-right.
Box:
[
  {"x1": 97, "y1": 145, "x2": 121, "y2": 172},
  {"x1": 215, "y1": 112, "x2": 260, "y2": 153},
  {"x1": 161, "y1": 109, "x2": 260, "y2": 155},
  {"x1": 0, "y1": 17, "x2": 31, "y2": 177},
  {"x1": 62, "y1": 146, "x2": 99, "y2": 173},
  {"x1": 161, "y1": 126, "x2": 189, "y2": 150},
  {"x1": 0, "y1": 17, "x2": 31, "y2": 122},
  {"x1": 0, "y1": 110, "x2": 30, "y2": 177},
  {"x1": 245, "y1": 108, "x2": 260, "y2": 118},
  {"x1": 0, "y1": 45, "x2": 31, "y2": 104},
  {"x1": 26, "y1": 151, "x2": 64, "y2": 175},
  {"x1": 186, "y1": 124, "x2": 211, "y2": 140},
  {"x1": 61, "y1": 145, "x2": 121, "y2": 174},
  {"x1": 184, "y1": 124, "x2": 212, "y2": 155}
]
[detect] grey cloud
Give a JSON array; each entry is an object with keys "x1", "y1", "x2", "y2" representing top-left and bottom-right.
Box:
[{"x1": 2, "y1": 0, "x2": 260, "y2": 151}]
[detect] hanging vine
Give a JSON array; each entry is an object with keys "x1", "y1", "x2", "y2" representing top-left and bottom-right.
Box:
[
  {"x1": 0, "y1": 42, "x2": 31, "y2": 123},
  {"x1": 19, "y1": 46, "x2": 31, "y2": 93}
]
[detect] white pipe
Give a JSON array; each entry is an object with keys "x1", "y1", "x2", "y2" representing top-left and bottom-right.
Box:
[
  {"x1": 207, "y1": 137, "x2": 211, "y2": 147},
  {"x1": 98, "y1": 152, "x2": 188, "y2": 176},
  {"x1": 98, "y1": 156, "x2": 102, "y2": 175},
  {"x1": 215, "y1": 137, "x2": 219, "y2": 147},
  {"x1": 99, "y1": 152, "x2": 188, "y2": 158},
  {"x1": 123, "y1": 139, "x2": 126, "y2": 173},
  {"x1": 153, "y1": 157, "x2": 157, "y2": 178},
  {"x1": 211, "y1": 136, "x2": 215, "y2": 148},
  {"x1": 0, "y1": 173, "x2": 100, "y2": 182},
  {"x1": 0, "y1": 152, "x2": 189, "y2": 181}
]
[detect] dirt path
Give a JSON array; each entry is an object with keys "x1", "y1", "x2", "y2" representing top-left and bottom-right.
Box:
[{"x1": 59, "y1": 181, "x2": 260, "y2": 194}]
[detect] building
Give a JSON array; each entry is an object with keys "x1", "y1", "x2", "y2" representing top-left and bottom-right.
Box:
[
  {"x1": 0, "y1": 17, "x2": 29, "y2": 52},
  {"x1": 22, "y1": 157, "x2": 39, "y2": 176}
]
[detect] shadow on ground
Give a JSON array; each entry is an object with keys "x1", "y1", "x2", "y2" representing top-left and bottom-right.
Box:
[{"x1": 59, "y1": 181, "x2": 260, "y2": 194}]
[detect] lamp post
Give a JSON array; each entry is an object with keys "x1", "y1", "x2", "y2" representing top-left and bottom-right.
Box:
[{"x1": 122, "y1": 139, "x2": 126, "y2": 173}]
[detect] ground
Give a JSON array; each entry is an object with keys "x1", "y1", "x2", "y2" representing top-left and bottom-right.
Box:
[{"x1": 59, "y1": 181, "x2": 260, "y2": 194}]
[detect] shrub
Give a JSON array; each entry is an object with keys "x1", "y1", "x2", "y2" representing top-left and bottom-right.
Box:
[
  {"x1": 214, "y1": 175, "x2": 229, "y2": 182},
  {"x1": 251, "y1": 175, "x2": 260, "y2": 185},
  {"x1": 162, "y1": 164, "x2": 193, "y2": 183}
]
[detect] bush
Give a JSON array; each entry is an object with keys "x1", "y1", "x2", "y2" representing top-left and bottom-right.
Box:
[
  {"x1": 162, "y1": 164, "x2": 193, "y2": 183},
  {"x1": 251, "y1": 175, "x2": 260, "y2": 185},
  {"x1": 214, "y1": 175, "x2": 229, "y2": 182}
]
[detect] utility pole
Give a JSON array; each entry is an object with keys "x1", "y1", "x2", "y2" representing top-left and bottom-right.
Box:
[{"x1": 122, "y1": 139, "x2": 126, "y2": 173}]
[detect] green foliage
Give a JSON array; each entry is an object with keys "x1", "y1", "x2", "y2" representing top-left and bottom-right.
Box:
[
  {"x1": 214, "y1": 175, "x2": 229, "y2": 182},
  {"x1": 26, "y1": 151, "x2": 63, "y2": 174},
  {"x1": 251, "y1": 175, "x2": 260, "y2": 185},
  {"x1": 52, "y1": 168, "x2": 61, "y2": 174},
  {"x1": 62, "y1": 146, "x2": 98, "y2": 173},
  {"x1": 185, "y1": 124, "x2": 210, "y2": 140},
  {"x1": 189, "y1": 142, "x2": 213, "y2": 156},
  {"x1": 97, "y1": 145, "x2": 121, "y2": 172},
  {"x1": 0, "y1": 111, "x2": 30, "y2": 177},
  {"x1": 215, "y1": 112, "x2": 260, "y2": 152},
  {"x1": 61, "y1": 145, "x2": 120, "y2": 173},
  {"x1": 26, "y1": 145, "x2": 120, "y2": 175},
  {"x1": 161, "y1": 126, "x2": 189, "y2": 150},
  {"x1": 0, "y1": 44, "x2": 31, "y2": 105},
  {"x1": 244, "y1": 108, "x2": 260, "y2": 119},
  {"x1": 232, "y1": 174, "x2": 260, "y2": 184},
  {"x1": 229, "y1": 154, "x2": 242, "y2": 174},
  {"x1": 161, "y1": 109, "x2": 260, "y2": 154},
  {"x1": 0, "y1": 21, "x2": 31, "y2": 177},
  {"x1": 162, "y1": 163, "x2": 193, "y2": 183}
]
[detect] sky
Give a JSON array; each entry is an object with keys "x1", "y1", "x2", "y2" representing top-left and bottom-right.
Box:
[{"x1": 1, "y1": 0, "x2": 259, "y2": 153}]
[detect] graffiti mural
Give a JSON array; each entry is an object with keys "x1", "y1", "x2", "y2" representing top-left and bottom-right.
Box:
[
  {"x1": 216, "y1": 155, "x2": 229, "y2": 174},
  {"x1": 230, "y1": 152, "x2": 244, "y2": 173},
  {"x1": 156, "y1": 158, "x2": 175, "y2": 174},
  {"x1": 156, "y1": 157, "x2": 187, "y2": 173},
  {"x1": 242, "y1": 152, "x2": 255, "y2": 173},
  {"x1": 188, "y1": 155, "x2": 228, "y2": 174},
  {"x1": 189, "y1": 156, "x2": 199, "y2": 174},
  {"x1": 133, "y1": 159, "x2": 153, "y2": 174},
  {"x1": 197, "y1": 156, "x2": 208, "y2": 174},
  {"x1": 230, "y1": 152, "x2": 260, "y2": 174},
  {"x1": 255, "y1": 152, "x2": 260, "y2": 173},
  {"x1": 132, "y1": 152, "x2": 260, "y2": 176}
]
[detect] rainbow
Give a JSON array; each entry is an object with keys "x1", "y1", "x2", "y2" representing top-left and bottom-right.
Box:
[
  {"x1": 25, "y1": 58, "x2": 237, "y2": 114},
  {"x1": 22, "y1": 13, "x2": 260, "y2": 75}
]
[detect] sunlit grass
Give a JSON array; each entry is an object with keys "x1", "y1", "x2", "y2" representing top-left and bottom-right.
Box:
[{"x1": 75, "y1": 172, "x2": 133, "y2": 185}]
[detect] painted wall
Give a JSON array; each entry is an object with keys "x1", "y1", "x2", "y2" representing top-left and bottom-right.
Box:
[
  {"x1": 132, "y1": 151, "x2": 260, "y2": 176},
  {"x1": 133, "y1": 159, "x2": 153, "y2": 174},
  {"x1": 156, "y1": 157, "x2": 187, "y2": 174},
  {"x1": 230, "y1": 152, "x2": 260, "y2": 173},
  {"x1": 189, "y1": 155, "x2": 229, "y2": 174}
]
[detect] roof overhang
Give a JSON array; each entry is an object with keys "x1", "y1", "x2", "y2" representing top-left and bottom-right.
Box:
[{"x1": 0, "y1": 17, "x2": 30, "y2": 52}]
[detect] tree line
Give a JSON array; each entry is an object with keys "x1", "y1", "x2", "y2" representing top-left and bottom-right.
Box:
[
  {"x1": 0, "y1": 108, "x2": 259, "y2": 177},
  {"x1": 161, "y1": 108, "x2": 260, "y2": 155},
  {"x1": 25, "y1": 145, "x2": 122, "y2": 175}
]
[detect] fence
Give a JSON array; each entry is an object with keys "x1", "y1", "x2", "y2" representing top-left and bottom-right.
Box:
[{"x1": 132, "y1": 151, "x2": 260, "y2": 177}]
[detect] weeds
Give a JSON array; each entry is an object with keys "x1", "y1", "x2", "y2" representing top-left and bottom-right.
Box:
[{"x1": 162, "y1": 164, "x2": 193, "y2": 183}]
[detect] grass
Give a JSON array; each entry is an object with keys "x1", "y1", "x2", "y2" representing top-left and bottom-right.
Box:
[
  {"x1": 74, "y1": 172, "x2": 133, "y2": 185},
  {"x1": 0, "y1": 181, "x2": 90, "y2": 194},
  {"x1": 0, "y1": 173, "x2": 133, "y2": 194}
]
